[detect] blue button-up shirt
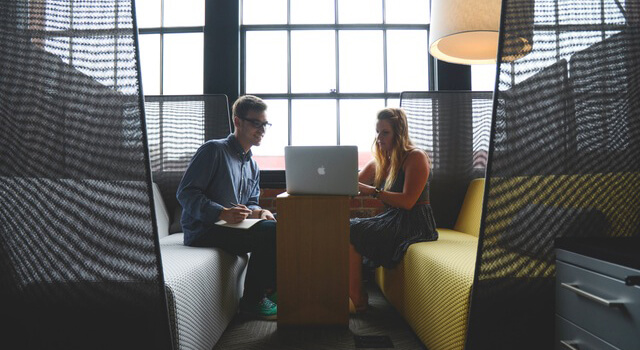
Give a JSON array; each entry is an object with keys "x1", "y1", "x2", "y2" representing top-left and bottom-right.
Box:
[{"x1": 177, "y1": 134, "x2": 261, "y2": 245}]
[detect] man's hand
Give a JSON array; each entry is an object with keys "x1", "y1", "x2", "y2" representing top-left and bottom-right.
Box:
[
  {"x1": 219, "y1": 204, "x2": 252, "y2": 224},
  {"x1": 261, "y1": 209, "x2": 276, "y2": 221}
]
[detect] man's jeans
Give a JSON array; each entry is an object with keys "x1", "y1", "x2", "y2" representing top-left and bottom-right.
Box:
[{"x1": 191, "y1": 220, "x2": 277, "y2": 303}]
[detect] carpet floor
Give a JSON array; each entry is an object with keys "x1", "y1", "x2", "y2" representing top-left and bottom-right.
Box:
[{"x1": 213, "y1": 281, "x2": 427, "y2": 350}]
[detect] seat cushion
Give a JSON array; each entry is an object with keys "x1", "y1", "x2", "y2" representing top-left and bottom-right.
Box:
[
  {"x1": 376, "y1": 229, "x2": 478, "y2": 350},
  {"x1": 160, "y1": 234, "x2": 248, "y2": 350},
  {"x1": 404, "y1": 229, "x2": 477, "y2": 350}
]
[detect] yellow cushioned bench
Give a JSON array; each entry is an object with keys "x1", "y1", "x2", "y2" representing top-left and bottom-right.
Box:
[{"x1": 376, "y1": 178, "x2": 485, "y2": 350}]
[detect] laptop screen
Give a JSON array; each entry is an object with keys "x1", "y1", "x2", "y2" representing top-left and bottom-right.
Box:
[{"x1": 284, "y1": 146, "x2": 359, "y2": 196}]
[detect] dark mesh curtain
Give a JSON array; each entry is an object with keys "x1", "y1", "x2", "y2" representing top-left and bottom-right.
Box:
[
  {"x1": 468, "y1": 0, "x2": 640, "y2": 348},
  {"x1": 0, "y1": 1, "x2": 172, "y2": 349},
  {"x1": 401, "y1": 91, "x2": 493, "y2": 228},
  {"x1": 145, "y1": 94, "x2": 231, "y2": 231}
]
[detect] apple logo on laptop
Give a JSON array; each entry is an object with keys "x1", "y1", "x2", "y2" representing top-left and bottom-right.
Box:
[{"x1": 317, "y1": 166, "x2": 326, "y2": 175}]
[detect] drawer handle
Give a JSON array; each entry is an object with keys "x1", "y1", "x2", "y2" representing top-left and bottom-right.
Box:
[
  {"x1": 561, "y1": 283, "x2": 623, "y2": 307},
  {"x1": 626, "y1": 275, "x2": 640, "y2": 286},
  {"x1": 560, "y1": 340, "x2": 579, "y2": 350}
]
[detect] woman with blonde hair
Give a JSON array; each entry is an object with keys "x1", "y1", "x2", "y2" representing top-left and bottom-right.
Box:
[{"x1": 349, "y1": 107, "x2": 438, "y2": 313}]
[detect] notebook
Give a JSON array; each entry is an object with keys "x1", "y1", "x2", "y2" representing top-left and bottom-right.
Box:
[{"x1": 285, "y1": 145, "x2": 359, "y2": 196}]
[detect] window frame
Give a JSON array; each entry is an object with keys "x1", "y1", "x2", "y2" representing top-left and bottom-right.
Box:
[
  {"x1": 240, "y1": 1, "x2": 434, "y2": 178},
  {"x1": 137, "y1": 0, "x2": 205, "y2": 95}
]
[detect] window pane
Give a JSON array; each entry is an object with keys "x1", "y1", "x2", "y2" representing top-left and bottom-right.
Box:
[
  {"x1": 164, "y1": 0, "x2": 204, "y2": 27},
  {"x1": 338, "y1": 0, "x2": 382, "y2": 24},
  {"x1": 291, "y1": 0, "x2": 334, "y2": 24},
  {"x1": 291, "y1": 30, "x2": 336, "y2": 93},
  {"x1": 242, "y1": 0, "x2": 287, "y2": 24},
  {"x1": 339, "y1": 99, "x2": 385, "y2": 168},
  {"x1": 163, "y1": 33, "x2": 203, "y2": 95},
  {"x1": 291, "y1": 99, "x2": 337, "y2": 145},
  {"x1": 339, "y1": 30, "x2": 383, "y2": 92},
  {"x1": 139, "y1": 34, "x2": 161, "y2": 95},
  {"x1": 385, "y1": 0, "x2": 429, "y2": 24},
  {"x1": 44, "y1": 2, "x2": 70, "y2": 30},
  {"x1": 471, "y1": 64, "x2": 496, "y2": 92},
  {"x1": 245, "y1": 31, "x2": 288, "y2": 93},
  {"x1": 135, "y1": 0, "x2": 161, "y2": 28},
  {"x1": 73, "y1": 36, "x2": 117, "y2": 87},
  {"x1": 386, "y1": 30, "x2": 429, "y2": 92},
  {"x1": 387, "y1": 98, "x2": 400, "y2": 107},
  {"x1": 45, "y1": 36, "x2": 71, "y2": 64},
  {"x1": 559, "y1": 0, "x2": 602, "y2": 25},
  {"x1": 606, "y1": 0, "x2": 626, "y2": 24},
  {"x1": 252, "y1": 99, "x2": 288, "y2": 170},
  {"x1": 72, "y1": 1, "x2": 117, "y2": 30}
]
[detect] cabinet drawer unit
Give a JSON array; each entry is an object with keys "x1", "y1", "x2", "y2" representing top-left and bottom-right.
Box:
[
  {"x1": 556, "y1": 315, "x2": 619, "y2": 350},
  {"x1": 556, "y1": 249, "x2": 640, "y2": 350}
]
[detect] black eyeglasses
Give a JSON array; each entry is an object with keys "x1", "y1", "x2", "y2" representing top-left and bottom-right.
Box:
[{"x1": 237, "y1": 116, "x2": 272, "y2": 130}]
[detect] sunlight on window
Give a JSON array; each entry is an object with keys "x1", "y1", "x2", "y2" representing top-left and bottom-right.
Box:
[
  {"x1": 387, "y1": 98, "x2": 400, "y2": 107},
  {"x1": 339, "y1": 31, "x2": 384, "y2": 92},
  {"x1": 164, "y1": 0, "x2": 204, "y2": 27},
  {"x1": 135, "y1": 0, "x2": 161, "y2": 28},
  {"x1": 385, "y1": 0, "x2": 429, "y2": 24},
  {"x1": 251, "y1": 100, "x2": 288, "y2": 169},
  {"x1": 340, "y1": 99, "x2": 384, "y2": 166},
  {"x1": 246, "y1": 31, "x2": 288, "y2": 93},
  {"x1": 291, "y1": 100, "x2": 337, "y2": 145},
  {"x1": 242, "y1": 0, "x2": 287, "y2": 24},
  {"x1": 338, "y1": 0, "x2": 382, "y2": 23},
  {"x1": 163, "y1": 33, "x2": 203, "y2": 94},
  {"x1": 291, "y1": 30, "x2": 336, "y2": 93},
  {"x1": 252, "y1": 99, "x2": 288, "y2": 158},
  {"x1": 471, "y1": 64, "x2": 496, "y2": 92},
  {"x1": 290, "y1": 0, "x2": 334, "y2": 24},
  {"x1": 138, "y1": 34, "x2": 161, "y2": 95},
  {"x1": 45, "y1": 37, "x2": 70, "y2": 64},
  {"x1": 386, "y1": 30, "x2": 429, "y2": 92}
]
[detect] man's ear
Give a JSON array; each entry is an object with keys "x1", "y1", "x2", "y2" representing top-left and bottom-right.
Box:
[{"x1": 232, "y1": 115, "x2": 241, "y2": 129}]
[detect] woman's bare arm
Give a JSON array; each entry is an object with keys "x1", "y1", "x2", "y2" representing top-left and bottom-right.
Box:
[{"x1": 359, "y1": 150, "x2": 429, "y2": 210}]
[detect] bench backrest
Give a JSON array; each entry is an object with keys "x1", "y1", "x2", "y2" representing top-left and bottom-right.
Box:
[
  {"x1": 453, "y1": 178, "x2": 485, "y2": 237},
  {"x1": 153, "y1": 182, "x2": 171, "y2": 239}
]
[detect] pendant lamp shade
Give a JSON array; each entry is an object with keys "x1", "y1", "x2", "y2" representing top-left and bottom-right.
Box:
[{"x1": 429, "y1": 0, "x2": 532, "y2": 65}]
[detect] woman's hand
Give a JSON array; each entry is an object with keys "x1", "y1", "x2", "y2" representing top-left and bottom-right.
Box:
[
  {"x1": 358, "y1": 183, "x2": 377, "y2": 197},
  {"x1": 219, "y1": 204, "x2": 252, "y2": 224}
]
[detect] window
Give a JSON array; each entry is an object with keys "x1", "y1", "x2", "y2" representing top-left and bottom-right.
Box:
[
  {"x1": 136, "y1": 0, "x2": 204, "y2": 95},
  {"x1": 471, "y1": 64, "x2": 496, "y2": 92},
  {"x1": 241, "y1": 0, "x2": 431, "y2": 170}
]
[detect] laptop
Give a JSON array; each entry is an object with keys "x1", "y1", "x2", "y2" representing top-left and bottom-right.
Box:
[{"x1": 285, "y1": 145, "x2": 359, "y2": 196}]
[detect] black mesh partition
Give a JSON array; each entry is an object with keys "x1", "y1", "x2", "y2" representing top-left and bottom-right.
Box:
[
  {"x1": 468, "y1": 0, "x2": 640, "y2": 348},
  {"x1": 400, "y1": 91, "x2": 493, "y2": 228},
  {"x1": 0, "y1": 1, "x2": 172, "y2": 349},
  {"x1": 145, "y1": 94, "x2": 231, "y2": 232}
]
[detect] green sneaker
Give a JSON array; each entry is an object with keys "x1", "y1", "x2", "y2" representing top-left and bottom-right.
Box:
[
  {"x1": 267, "y1": 291, "x2": 277, "y2": 304},
  {"x1": 241, "y1": 296, "x2": 277, "y2": 320}
]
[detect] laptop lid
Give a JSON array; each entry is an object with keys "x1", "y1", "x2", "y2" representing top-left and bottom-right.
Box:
[{"x1": 285, "y1": 145, "x2": 359, "y2": 196}]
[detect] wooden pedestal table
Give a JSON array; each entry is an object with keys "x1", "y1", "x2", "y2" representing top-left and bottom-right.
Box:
[{"x1": 276, "y1": 192, "x2": 350, "y2": 327}]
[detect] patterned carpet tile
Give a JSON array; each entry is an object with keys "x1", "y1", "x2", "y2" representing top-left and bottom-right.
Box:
[{"x1": 213, "y1": 282, "x2": 427, "y2": 350}]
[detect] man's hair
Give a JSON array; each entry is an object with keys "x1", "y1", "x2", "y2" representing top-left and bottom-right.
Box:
[{"x1": 232, "y1": 95, "x2": 267, "y2": 119}]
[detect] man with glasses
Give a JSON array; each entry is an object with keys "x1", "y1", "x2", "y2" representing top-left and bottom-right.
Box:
[{"x1": 177, "y1": 95, "x2": 278, "y2": 320}]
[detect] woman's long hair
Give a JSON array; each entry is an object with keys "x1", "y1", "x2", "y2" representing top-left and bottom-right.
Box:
[{"x1": 373, "y1": 108, "x2": 420, "y2": 190}]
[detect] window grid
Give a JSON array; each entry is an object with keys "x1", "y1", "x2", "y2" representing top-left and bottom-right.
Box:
[
  {"x1": 137, "y1": 0, "x2": 204, "y2": 95},
  {"x1": 241, "y1": 0, "x2": 431, "y2": 147}
]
